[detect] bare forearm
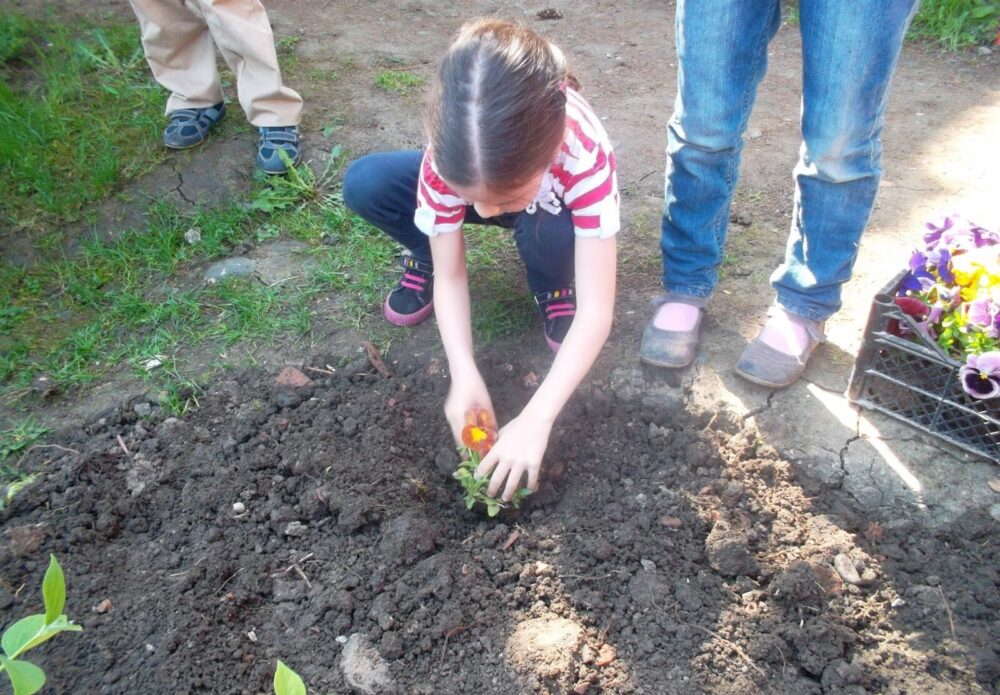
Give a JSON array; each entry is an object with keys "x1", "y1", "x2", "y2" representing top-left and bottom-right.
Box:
[{"x1": 523, "y1": 305, "x2": 612, "y2": 423}]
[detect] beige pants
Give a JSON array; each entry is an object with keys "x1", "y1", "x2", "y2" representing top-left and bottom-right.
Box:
[{"x1": 129, "y1": 0, "x2": 302, "y2": 126}]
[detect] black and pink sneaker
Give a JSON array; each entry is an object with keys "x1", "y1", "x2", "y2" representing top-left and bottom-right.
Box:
[
  {"x1": 384, "y1": 256, "x2": 434, "y2": 326},
  {"x1": 534, "y1": 288, "x2": 576, "y2": 353}
]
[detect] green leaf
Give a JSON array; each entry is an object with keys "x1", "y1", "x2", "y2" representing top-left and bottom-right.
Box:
[
  {"x1": 274, "y1": 660, "x2": 306, "y2": 695},
  {"x1": 1, "y1": 656, "x2": 46, "y2": 695},
  {"x1": 2, "y1": 616, "x2": 81, "y2": 659},
  {"x1": 487, "y1": 502, "x2": 500, "y2": 517},
  {"x1": 42, "y1": 556, "x2": 66, "y2": 625},
  {"x1": 2, "y1": 616, "x2": 44, "y2": 658},
  {"x1": 465, "y1": 497, "x2": 476, "y2": 510}
]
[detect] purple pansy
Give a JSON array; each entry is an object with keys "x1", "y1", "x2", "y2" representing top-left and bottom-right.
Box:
[
  {"x1": 924, "y1": 215, "x2": 1000, "y2": 253},
  {"x1": 967, "y1": 299, "x2": 1000, "y2": 339},
  {"x1": 959, "y1": 352, "x2": 1000, "y2": 400}
]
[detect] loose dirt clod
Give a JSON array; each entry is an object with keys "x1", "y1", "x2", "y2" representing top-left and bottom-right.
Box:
[{"x1": 340, "y1": 633, "x2": 392, "y2": 694}]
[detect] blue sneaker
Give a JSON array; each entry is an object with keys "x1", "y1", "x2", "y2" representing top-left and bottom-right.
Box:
[
  {"x1": 257, "y1": 126, "x2": 301, "y2": 174},
  {"x1": 163, "y1": 102, "x2": 226, "y2": 149}
]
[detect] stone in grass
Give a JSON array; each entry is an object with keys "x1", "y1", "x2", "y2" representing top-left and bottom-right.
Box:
[
  {"x1": 339, "y1": 633, "x2": 393, "y2": 694},
  {"x1": 204, "y1": 256, "x2": 256, "y2": 283}
]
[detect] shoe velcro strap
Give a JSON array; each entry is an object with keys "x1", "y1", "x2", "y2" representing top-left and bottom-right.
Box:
[
  {"x1": 534, "y1": 288, "x2": 575, "y2": 305},
  {"x1": 260, "y1": 128, "x2": 299, "y2": 145},
  {"x1": 401, "y1": 256, "x2": 433, "y2": 274}
]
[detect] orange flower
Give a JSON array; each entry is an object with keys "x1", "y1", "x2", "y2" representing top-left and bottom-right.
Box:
[{"x1": 461, "y1": 408, "x2": 497, "y2": 456}]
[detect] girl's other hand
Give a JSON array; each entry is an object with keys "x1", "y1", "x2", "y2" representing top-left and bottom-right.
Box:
[
  {"x1": 475, "y1": 412, "x2": 553, "y2": 501},
  {"x1": 444, "y1": 370, "x2": 495, "y2": 445}
]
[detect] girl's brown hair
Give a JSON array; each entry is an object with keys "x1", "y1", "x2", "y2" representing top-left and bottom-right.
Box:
[{"x1": 426, "y1": 19, "x2": 577, "y2": 192}]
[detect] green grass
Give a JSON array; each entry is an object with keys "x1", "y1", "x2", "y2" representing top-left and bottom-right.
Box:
[
  {"x1": 0, "y1": 13, "x2": 165, "y2": 234},
  {"x1": 0, "y1": 161, "x2": 403, "y2": 411},
  {"x1": 783, "y1": 0, "x2": 999, "y2": 49},
  {"x1": 910, "y1": 0, "x2": 999, "y2": 50},
  {"x1": 375, "y1": 70, "x2": 425, "y2": 94}
]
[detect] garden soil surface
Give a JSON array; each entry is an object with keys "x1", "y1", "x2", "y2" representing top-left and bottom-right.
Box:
[
  {"x1": 3, "y1": 0, "x2": 1000, "y2": 693},
  {"x1": 2, "y1": 348, "x2": 998, "y2": 694}
]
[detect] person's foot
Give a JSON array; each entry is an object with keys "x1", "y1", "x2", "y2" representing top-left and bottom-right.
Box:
[
  {"x1": 639, "y1": 301, "x2": 703, "y2": 368},
  {"x1": 257, "y1": 126, "x2": 301, "y2": 174},
  {"x1": 383, "y1": 256, "x2": 434, "y2": 326},
  {"x1": 534, "y1": 289, "x2": 576, "y2": 353},
  {"x1": 734, "y1": 305, "x2": 826, "y2": 388},
  {"x1": 163, "y1": 102, "x2": 226, "y2": 149}
]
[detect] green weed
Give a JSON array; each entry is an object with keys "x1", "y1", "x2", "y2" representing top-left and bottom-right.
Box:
[
  {"x1": 0, "y1": 419, "x2": 49, "y2": 461},
  {"x1": 910, "y1": 0, "x2": 999, "y2": 50},
  {"x1": 375, "y1": 70, "x2": 424, "y2": 94}
]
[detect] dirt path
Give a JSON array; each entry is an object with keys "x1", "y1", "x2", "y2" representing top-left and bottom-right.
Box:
[{"x1": 2, "y1": 1, "x2": 999, "y2": 693}]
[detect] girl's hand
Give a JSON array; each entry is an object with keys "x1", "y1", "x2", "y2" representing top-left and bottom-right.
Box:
[
  {"x1": 444, "y1": 370, "x2": 495, "y2": 445},
  {"x1": 475, "y1": 412, "x2": 554, "y2": 501}
]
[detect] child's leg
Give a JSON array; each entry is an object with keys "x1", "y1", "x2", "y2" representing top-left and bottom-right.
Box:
[
  {"x1": 511, "y1": 206, "x2": 576, "y2": 351},
  {"x1": 342, "y1": 150, "x2": 431, "y2": 262},
  {"x1": 343, "y1": 150, "x2": 436, "y2": 326},
  {"x1": 512, "y1": 207, "x2": 575, "y2": 294},
  {"x1": 194, "y1": 0, "x2": 302, "y2": 128},
  {"x1": 128, "y1": 0, "x2": 223, "y2": 114}
]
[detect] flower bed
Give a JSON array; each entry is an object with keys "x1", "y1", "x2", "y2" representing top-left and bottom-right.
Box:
[{"x1": 848, "y1": 216, "x2": 1000, "y2": 462}]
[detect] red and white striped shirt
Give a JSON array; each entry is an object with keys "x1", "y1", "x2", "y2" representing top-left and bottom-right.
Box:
[{"x1": 414, "y1": 87, "x2": 620, "y2": 239}]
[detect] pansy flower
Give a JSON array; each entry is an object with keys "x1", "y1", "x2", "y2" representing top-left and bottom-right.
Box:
[
  {"x1": 967, "y1": 299, "x2": 1000, "y2": 339},
  {"x1": 461, "y1": 408, "x2": 497, "y2": 457},
  {"x1": 959, "y1": 352, "x2": 1000, "y2": 400}
]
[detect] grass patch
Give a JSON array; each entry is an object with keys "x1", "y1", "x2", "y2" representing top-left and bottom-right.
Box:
[
  {"x1": 0, "y1": 151, "x2": 401, "y2": 412},
  {"x1": 910, "y1": 0, "x2": 999, "y2": 50},
  {"x1": 0, "y1": 13, "x2": 165, "y2": 234},
  {"x1": 464, "y1": 226, "x2": 537, "y2": 342},
  {"x1": 376, "y1": 70, "x2": 425, "y2": 94},
  {"x1": 782, "y1": 0, "x2": 999, "y2": 49}
]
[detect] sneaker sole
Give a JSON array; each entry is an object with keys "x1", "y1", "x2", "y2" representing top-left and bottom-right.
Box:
[
  {"x1": 638, "y1": 352, "x2": 696, "y2": 369},
  {"x1": 383, "y1": 296, "x2": 433, "y2": 327},
  {"x1": 545, "y1": 334, "x2": 561, "y2": 354},
  {"x1": 164, "y1": 136, "x2": 209, "y2": 151}
]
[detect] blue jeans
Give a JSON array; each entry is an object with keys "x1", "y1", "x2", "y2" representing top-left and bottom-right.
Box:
[
  {"x1": 660, "y1": 0, "x2": 918, "y2": 321},
  {"x1": 342, "y1": 150, "x2": 576, "y2": 294}
]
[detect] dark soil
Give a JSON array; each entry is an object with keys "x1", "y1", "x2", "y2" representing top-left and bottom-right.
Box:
[{"x1": 2, "y1": 341, "x2": 997, "y2": 694}]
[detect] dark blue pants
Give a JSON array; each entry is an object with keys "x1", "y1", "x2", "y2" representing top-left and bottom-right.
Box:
[{"x1": 342, "y1": 150, "x2": 575, "y2": 294}]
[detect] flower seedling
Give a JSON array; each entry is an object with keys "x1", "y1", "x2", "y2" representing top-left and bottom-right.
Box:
[
  {"x1": 0, "y1": 555, "x2": 82, "y2": 695},
  {"x1": 453, "y1": 409, "x2": 531, "y2": 517},
  {"x1": 274, "y1": 660, "x2": 306, "y2": 695}
]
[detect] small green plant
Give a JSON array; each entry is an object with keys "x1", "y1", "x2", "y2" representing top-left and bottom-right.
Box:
[
  {"x1": 274, "y1": 660, "x2": 306, "y2": 695},
  {"x1": 452, "y1": 409, "x2": 531, "y2": 517},
  {"x1": 0, "y1": 419, "x2": 49, "y2": 461},
  {"x1": 375, "y1": 70, "x2": 424, "y2": 94},
  {"x1": 0, "y1": 555, "x2": 82, "y2": 695},
  {"x1": 251, "y1": 146, "x2": 346, "y2": 213},
  {"x1": 910, "y1": 0, "x2": 999, "y2": 50}
]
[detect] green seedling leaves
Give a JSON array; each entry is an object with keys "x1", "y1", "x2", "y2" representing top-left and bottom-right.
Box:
[
  {"x1": 0, "y1": 555, "x2": 81, "y2": 693},
  {"x1": 274, "y1": 660, "x2": 306, "y2": 695},
  {"x1": 42, "y1": 555, "x2": 65, "y2": 624},
  {"x1": 0, "y1": 656, "x2": 45, "y2": 695},
  {"x1": 452, "y1": 450, "x2": 531, "y2": 517}
]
